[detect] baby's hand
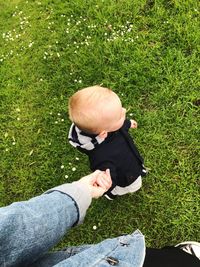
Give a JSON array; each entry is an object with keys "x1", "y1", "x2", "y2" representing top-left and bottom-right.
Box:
[
  {"x1": 95, "y1": 169, "x2": 112, "y2": 192},
  {"x1": 79, "y1": 169, "x2": 112, "y2": 199},
  {"x1": 130, "y1": 119, "x2": 138, "y2": 129}
]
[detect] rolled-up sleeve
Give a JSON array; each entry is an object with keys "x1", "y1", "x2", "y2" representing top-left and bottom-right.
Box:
[
  {"x1": 0, "y1": 182, "x2": 92, "y2": 267},
  {"x1": 46, "y1": 181, "x2": 92, "y2": 224}
]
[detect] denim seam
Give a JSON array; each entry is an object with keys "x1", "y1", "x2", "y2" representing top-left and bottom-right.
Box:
[{"x1": 45, "y1": 190, "x2": 79, "y2": 226}]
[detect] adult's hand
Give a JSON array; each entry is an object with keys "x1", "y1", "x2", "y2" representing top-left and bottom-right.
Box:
[{"x1": 78, "y1": 169, "x2": 112, "y2": 198}]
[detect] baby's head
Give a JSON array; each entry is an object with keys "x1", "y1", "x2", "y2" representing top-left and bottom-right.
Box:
[{"x1": 68, "y1": 85, "x2": 126, "y2": 138}]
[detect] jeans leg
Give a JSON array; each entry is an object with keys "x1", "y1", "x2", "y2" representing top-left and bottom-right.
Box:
[{"x1": 30, "y1": 245, "x2": 92, "y2": 267}]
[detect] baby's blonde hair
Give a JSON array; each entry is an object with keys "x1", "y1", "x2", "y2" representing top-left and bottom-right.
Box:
[{"x1": 68, "y1": 85, "x2": 113, "y2": 134}]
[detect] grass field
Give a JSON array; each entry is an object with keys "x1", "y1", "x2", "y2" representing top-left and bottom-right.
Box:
[{"x1": 0, "y1": 0, "x2": 199, "y2": 249}]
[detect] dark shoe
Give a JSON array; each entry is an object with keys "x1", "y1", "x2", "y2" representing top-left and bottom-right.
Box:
[{"x1": 104, "y1": 192, "x2": 117, "y2": 200}]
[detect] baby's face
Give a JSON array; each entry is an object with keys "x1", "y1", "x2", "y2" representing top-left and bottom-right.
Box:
[{"x1": 100, "y1": 92, "x2": 126, "y2": 133}]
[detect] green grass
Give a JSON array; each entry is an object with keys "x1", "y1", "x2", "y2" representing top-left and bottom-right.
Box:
[{"x1": 0, "y1": 0, "x2": 199, "y2": 249}]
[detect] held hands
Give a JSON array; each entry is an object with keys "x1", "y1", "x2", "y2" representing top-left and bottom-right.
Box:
[
  {"x1": 130, "y1": 119, "x2": 138, "y2": 129},
  {"x1": 78, "y1": 169, "x2": 112, "y2": 199}
]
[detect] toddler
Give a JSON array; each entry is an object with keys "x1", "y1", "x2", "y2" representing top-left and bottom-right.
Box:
[{"x1": 68, "y1": 85, "x2": 146, "y2": 200}]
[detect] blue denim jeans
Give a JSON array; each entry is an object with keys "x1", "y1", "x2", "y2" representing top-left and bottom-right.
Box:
[
  {"x1": 32, "y1": 231, "x2": 145, "y2": 267},
  {"x1": 0, "y1": 184, "x2": 145, "y2": 267}
]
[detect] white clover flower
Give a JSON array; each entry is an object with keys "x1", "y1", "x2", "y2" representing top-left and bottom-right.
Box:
[
  {"x1": 93, "y1": 225, "x2": 97, "y2": 230},
  {"x1": 69, "y1": 162, "x2": 72, "y2": 165},
  {"x1": 17, "y1": 117, "x2": 20, "y2": 121},
  {"x1": 129, "y1": 113, "x2": 133, "y2": 116},
  {"x1": 75, "y1": 157, "x2": 79, "y2": 160},
  {"x1": 65, "y1": 175, "x2": 69, "y2": 179},
  {"x1": 5, "y1": 148, "x2": 9, "y2": 152},
  {"x1": 28, "y1": 42, "x2": 34, "y2": 48},
  {"x1": 61, "y1": 118, "x2": 64, "y2": 122},
  {"x1": 72, "y1": 167, "x2": 76, "y2": 171},
  {"x1": 61, "y1": 165, "x2": 64, "y2": 169},
  {"x1": 12, "y1": 142, "x2": 16, "y2": 145},
  {"x1": 78, "y1": 80, "x2": 82, "y2": 83},
  {"x1": 55, "y1": 121, "x2": 58, "y2": 124}
]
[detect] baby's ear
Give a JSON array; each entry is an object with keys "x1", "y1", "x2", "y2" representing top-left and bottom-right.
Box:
[{"x1": 98, "y1": 130, "x2": 108, "y2": 139}]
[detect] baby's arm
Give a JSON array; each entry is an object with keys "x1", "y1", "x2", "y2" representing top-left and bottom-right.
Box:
[{"x1": 122, "y1": 118, "x2": 138, "y2": 131}]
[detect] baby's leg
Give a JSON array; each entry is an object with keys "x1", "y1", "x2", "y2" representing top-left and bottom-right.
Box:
[{"x1": 111, "y1": 176, "x2": 142, "y2": 196}]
